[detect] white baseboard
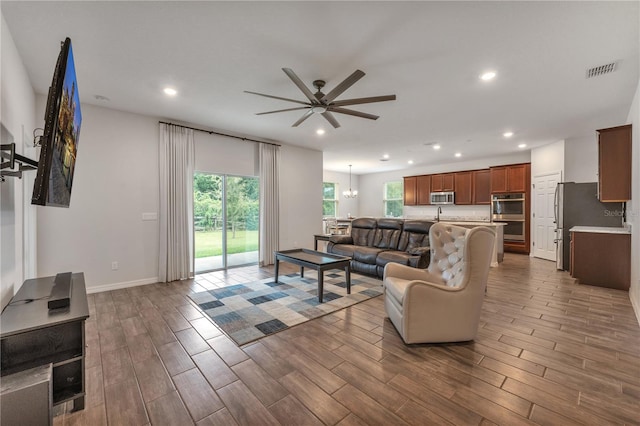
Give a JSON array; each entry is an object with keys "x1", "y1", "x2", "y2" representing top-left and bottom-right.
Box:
[{"x1": 86, "y1": 277, "x2": 160, "y2": 294}]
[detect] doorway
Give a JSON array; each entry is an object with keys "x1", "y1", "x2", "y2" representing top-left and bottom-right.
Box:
[
  {"x1": 193, "y1": 172, "x2": 259, "y2": 273},
  {"x1": 533, "y1": 171, "x2": 561, "y2": 261}
]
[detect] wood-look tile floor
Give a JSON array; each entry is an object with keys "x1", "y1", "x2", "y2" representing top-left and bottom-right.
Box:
[{"x1": 54, "y1": 254, "x2": 640, "y2": 425}]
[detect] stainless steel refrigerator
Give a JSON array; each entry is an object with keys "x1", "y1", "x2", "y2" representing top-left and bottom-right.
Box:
[{"x1": 554, "y1": 182, "x2": 624, "y2": 270}]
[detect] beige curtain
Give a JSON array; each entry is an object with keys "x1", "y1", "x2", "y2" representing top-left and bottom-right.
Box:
[
  {"x1": 158, "y1": 123, "x2": 195, "y2": 282},
  {"x1": 259, "y1": 143, "x2": 280, "y2": 266}
]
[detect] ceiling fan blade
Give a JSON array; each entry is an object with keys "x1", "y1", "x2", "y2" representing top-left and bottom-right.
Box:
[
  {"x1": 321, "y1": 111, "x2": 341, "y2": 129},
  {"x1": 282, "y1": 68, "x2": 317, "y2": 103},
  {"x1": 292, "y1": 109, "x2": 314, "y2": 127},
  {"x1": 244, "y1": 90, "x2": 310, "y2": 106},
  {"x1": 256, "y1": 107, "x2": 310, "y2": 115},
  {"x1": 321, "y1": 69, "x2": 366, "y2": 103},
  {"x1": 329, "y1": 107, "x2": 379, "y2": 120},
  {"x1": 331, "y1": 94, "x2": 396, "y2": 107}
]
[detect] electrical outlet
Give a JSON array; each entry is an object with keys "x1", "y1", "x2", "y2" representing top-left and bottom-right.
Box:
[{"x1": 111, "y1": 261, "x2": 118, "y2": 271}]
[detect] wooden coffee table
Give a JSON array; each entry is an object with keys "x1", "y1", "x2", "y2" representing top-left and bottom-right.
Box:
[{"x1": 274, "y1": 249, "x2": 351, "y2": 303}]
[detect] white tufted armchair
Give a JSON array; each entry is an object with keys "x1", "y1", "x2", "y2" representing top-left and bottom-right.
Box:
[{"x1": 382, "y1": 223, "x2": 495, "y2": 344}]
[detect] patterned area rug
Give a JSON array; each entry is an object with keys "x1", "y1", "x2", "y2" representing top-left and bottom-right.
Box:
[{"x1": 188, "y1": 271, "x2": 383, "y2": 346}]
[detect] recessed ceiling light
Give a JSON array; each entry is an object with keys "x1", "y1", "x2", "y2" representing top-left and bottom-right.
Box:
[
  {"x1": 433, "y1": 144, "x2": 441, "y2": 150},
  {"x1": 408, "y1": 160, "x2": 414, "y2": 165},
  {"x1": 503, "y1": 131, "x2": 514, "y2": 138},
  {"x1": 518, "y1": 143, "x2": 527, "y2": 148},
  {"x1": 316, "y1": 129, "x2": 325, "y2": 135},
  {"x1": 455, "y1": 152, "x2": 462, "y2": 158},
  {"x1": 163, "y1": 87, "x2": 177, "y2": 96},
  {"x1": 480, "y1": 71, "x2": 496, "y2": 81},
  {"x1": 383, "y1": 154, "x2": 389, "y2": 159}
]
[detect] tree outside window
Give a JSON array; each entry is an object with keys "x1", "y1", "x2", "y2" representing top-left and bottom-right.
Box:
[
  {"x1": 384, "y1": 181, "x2": 403, "y2": 217},
  {"x1": 323, "y1": 182, "x2": 338, "y2": 217}
]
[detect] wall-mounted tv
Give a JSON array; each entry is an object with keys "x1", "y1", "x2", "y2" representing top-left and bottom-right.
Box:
[{"x1": 32, "y1": 37, "x2": 82, "y2": 207}]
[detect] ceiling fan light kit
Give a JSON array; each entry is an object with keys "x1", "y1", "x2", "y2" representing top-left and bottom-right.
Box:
[{"x1": 246, "y1": 68, "x2": 396, "y2": 129}]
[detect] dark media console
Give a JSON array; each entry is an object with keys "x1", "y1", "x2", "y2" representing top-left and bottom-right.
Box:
[{"x1": 1, "y1": 273, "x2": 89, "y2": 412}]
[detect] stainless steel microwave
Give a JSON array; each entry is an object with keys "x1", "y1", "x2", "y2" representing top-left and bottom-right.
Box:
[{"x1": 430, "y1": 191, "x2": 455, "y2": 205}]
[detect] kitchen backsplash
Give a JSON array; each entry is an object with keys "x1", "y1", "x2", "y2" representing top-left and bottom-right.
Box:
[{"x1": 403, "y1": 205, "x2": 492, "y2": 222}]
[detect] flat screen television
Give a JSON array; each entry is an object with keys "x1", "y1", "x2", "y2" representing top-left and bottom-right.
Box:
[{"x1": 32, "y1": 37, "x2": 82, "y2": 207}]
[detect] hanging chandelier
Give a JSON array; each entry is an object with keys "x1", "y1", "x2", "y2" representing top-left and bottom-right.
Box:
[{"x1": 343, "y1": 164, "x2": 358, "y2": 198}]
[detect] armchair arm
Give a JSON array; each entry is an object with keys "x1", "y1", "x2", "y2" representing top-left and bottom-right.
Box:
[
  {"x1": 400, "y1": 279, "x2": 481, "y2": 343},
  {"x1": 383, "y1": 262, "x2": 445, "y2": 285}
]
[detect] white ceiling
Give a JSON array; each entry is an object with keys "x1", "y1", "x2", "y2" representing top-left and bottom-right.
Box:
[{"x1": 2, "y1": 1, "x2": 638, "y2": 175}]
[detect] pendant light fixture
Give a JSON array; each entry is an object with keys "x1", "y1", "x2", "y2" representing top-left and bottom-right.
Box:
[{"x1": 343, "y1": 164, "x2": 358, "y2": 198}]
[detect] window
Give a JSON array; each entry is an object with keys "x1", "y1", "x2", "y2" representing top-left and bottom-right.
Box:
[
  {"x1": 323, "y1": 182, "x2": 338, "y2": 217},
  {"x1": 384, "y1": 181, "x2": 403, "y2": 217}
]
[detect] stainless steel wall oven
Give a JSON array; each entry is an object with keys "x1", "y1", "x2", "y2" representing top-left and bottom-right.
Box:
[{"x1": 492, "y1": 193, "x2": 526, "y2": 242}]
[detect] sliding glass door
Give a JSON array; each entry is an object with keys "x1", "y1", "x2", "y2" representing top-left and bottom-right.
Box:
[{"x1": 193, "y1": 172, "x2": 259, "y2": 273}]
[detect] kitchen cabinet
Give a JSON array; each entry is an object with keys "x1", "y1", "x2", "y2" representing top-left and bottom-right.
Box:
[
  {"x1": 570, "y1": 228, "x2": 630, "y2": 290},
  {"x1": 472, "y1": 169, "x2": 491, "y2": 204},
  {"x1": 403, "y1": 176, "x2": 417, "y2": 205},
  {"x1": 431, "y1": 173, "x2": 454, "y2": 192},
  {"x1": 490, "y1": 163, "x2": 530, "y2": 193},
  {"x1": 598, "y1": 124, "x2": 631, "y2": 202},
  {"x1": 454, "y1": 172, "x2": 472, "y2": 205},
  {"x1": 416, "y1": 175, "x2": 431, "y2": 205}
]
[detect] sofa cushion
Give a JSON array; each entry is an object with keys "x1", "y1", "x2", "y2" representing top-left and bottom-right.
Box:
[
  {"x1": 376, "y1": 250, "x2": 412, "y2": 267},
  {"x1": 397, "y1": 220, "x2": 432, "y2": 252},
  {"x1": 330, "y1": 244, "x2": 356, "y2": 258},
  {"x1": 373, "y1": 219, "x2": 403, "y2": 249},
  {"x1": 350, "y1": 218, "x2": 378, "y2": 246},
  {"x1": 353, "y1": 246, "x2": 387, "y2": 264}
]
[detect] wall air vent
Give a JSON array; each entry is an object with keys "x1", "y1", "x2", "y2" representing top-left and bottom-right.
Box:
[{"x1": 586, "y1": 62, "x2": 617, "y2": 78}]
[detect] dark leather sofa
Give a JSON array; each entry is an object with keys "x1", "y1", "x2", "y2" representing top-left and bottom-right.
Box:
[{"x1": 327, "y1": 218, "x2": 434, "y2": 278}]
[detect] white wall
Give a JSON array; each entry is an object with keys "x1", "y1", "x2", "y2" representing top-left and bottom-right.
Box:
[
  {"x1": 0, "y1": 12, "x2": 37, "y2": 309},
  {"x1": 531, "y1": 140, "x2": 564, "y2": 180},
  {"x1": 357, "y1": 152, "x2": 530, "y2": 219},
  {"x1": 564, "y1": 134, "x2": 598, "y2": 182},
  {"x1": 322, "y1": 169, "x2": 359, "y2": 218},
  {"x1": 279, "y1": 144, "x2": 323, "y2": 249},
  {"x1": 34, "y1": 101, "x2": 323, "y2": 292},
  {"x1": 626, "y1": 80, "x2": 640, "y2": 324},
  {"x1": 36, "y1": 102, "x2": 160, "y2": 292}
]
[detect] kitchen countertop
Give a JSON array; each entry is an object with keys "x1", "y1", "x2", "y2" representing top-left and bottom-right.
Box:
[
  {"x1": 569, "y1": 226, "x2": 630, "y2": 234},
  {"x1": 440, "y1": 221, "x2": 506, "y2": 226}
]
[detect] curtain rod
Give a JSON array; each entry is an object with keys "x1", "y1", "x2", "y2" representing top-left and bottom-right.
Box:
[{"x1": 159, "y1": 121, "x2": 281, "y2": 147}]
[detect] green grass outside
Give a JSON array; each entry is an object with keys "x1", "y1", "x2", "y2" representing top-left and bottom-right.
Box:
[{"x1": 194, "y1": 230, "x2": 259, "y2": 258}]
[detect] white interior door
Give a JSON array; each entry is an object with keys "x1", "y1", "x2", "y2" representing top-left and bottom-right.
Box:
[{"x1": 533, "y1": 172, "x2": 561, "y2": 261}]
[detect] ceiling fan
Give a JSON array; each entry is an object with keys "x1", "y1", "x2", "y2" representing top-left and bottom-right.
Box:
[{"x1": 245, "y1": 68, "x2": 396, "y2": 128}]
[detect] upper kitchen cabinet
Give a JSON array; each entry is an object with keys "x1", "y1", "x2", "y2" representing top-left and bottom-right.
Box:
[
  {"x1": 403, "y1": 176, "x2": 417, "y2": 205},
  {"x1": 431, "y1": 173, "x2": 455, "y2": 192},
  {"x1": 598, "y1": 125, "x2": 631, "y2": 202},
  {"x1": 490, "y1": 163, "x2": 530, "y2": 193},
  {"x1": 416, "y1": 175, "x2": 431, "y2": 205},
  {"x1": 472, "y1": 169, "x2": 491, "y2": 204},
  {"x1": 454, "y1": 172, "x2": 472, "y2": 205}
]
